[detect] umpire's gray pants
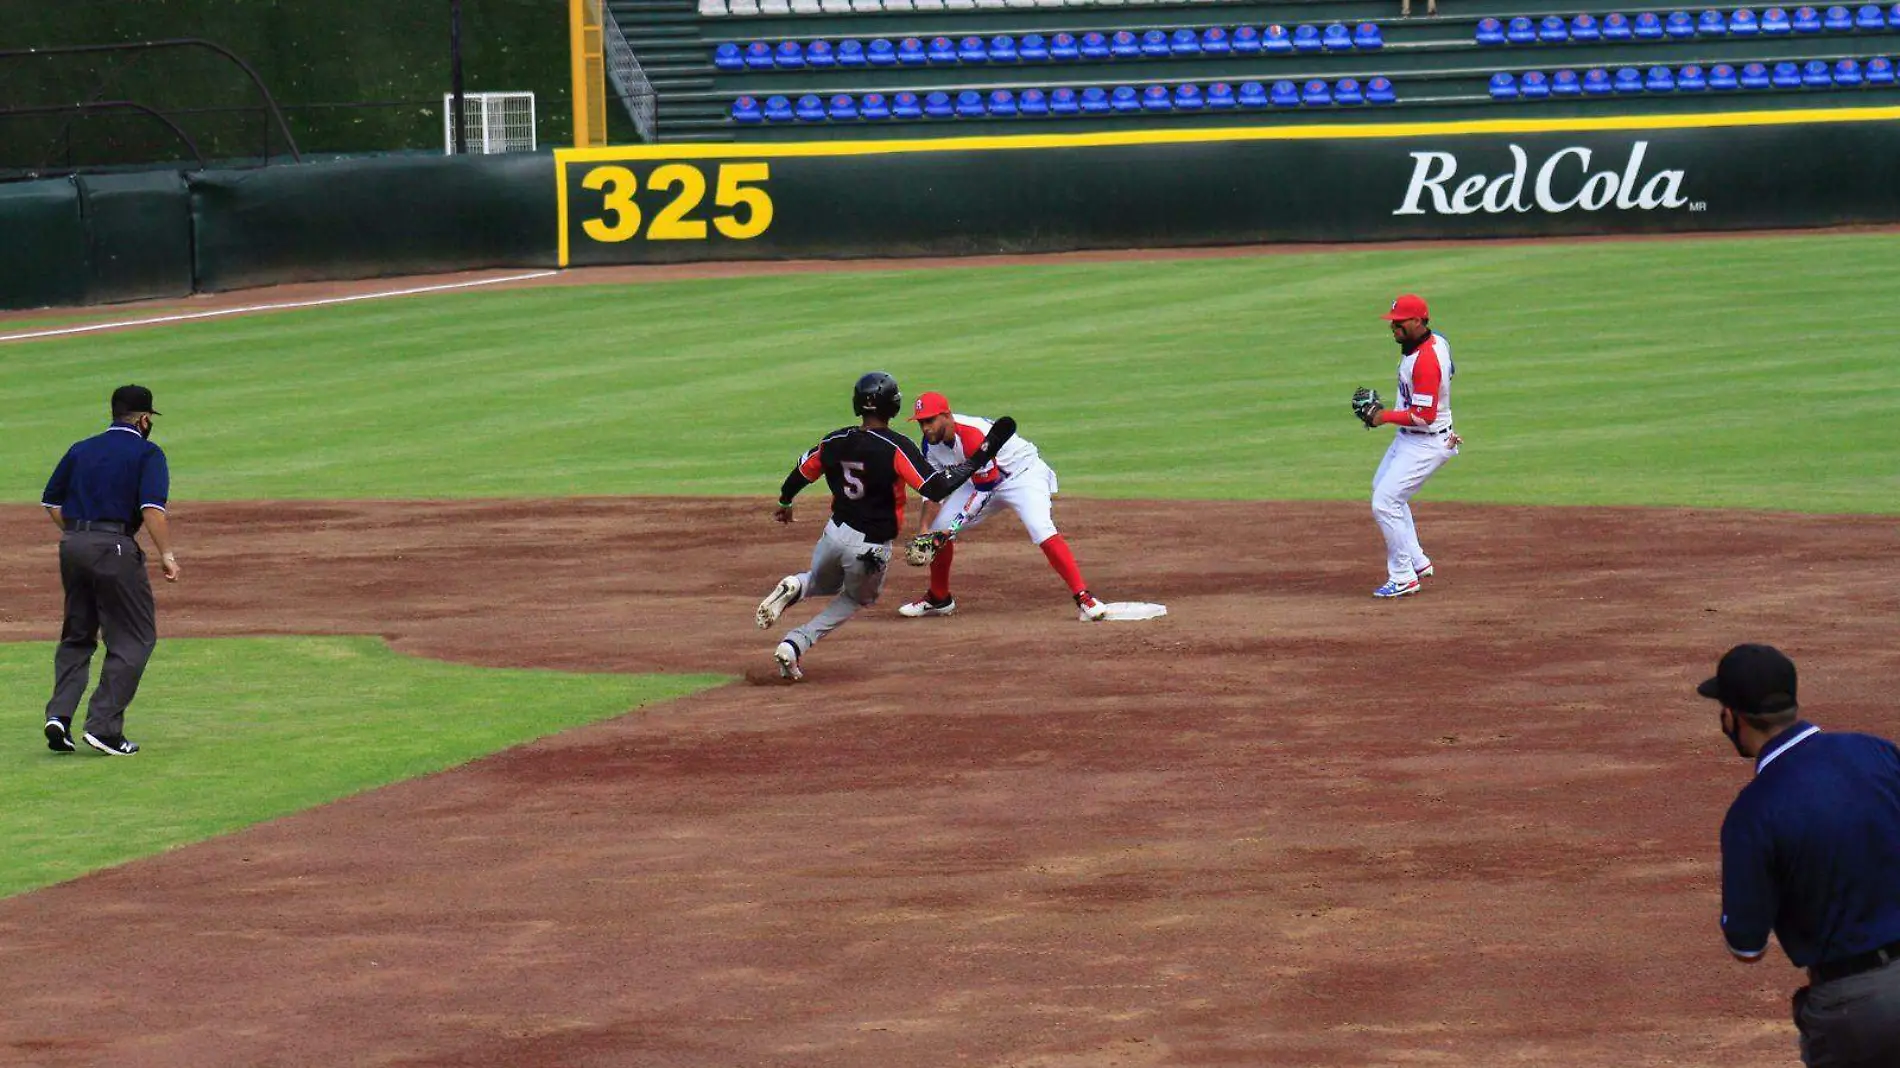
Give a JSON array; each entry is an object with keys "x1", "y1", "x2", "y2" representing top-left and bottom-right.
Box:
[
  {"x1": 781, "y1": 520, "x2": 889, "y2": 657},
  {"x1": 46, "y1": 531, "x2": 158, "y2": 739},
  {"x1": 1797, "y1": 961, "x2": 1900, "y2": 1067}
]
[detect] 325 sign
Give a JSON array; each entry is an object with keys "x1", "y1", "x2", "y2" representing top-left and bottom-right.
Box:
[{"x1": 559, "y1": 156, "x2": 776, "y2": 263}]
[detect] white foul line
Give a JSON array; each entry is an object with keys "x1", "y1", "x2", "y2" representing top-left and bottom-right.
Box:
[{"x1": 0, "y1": 270, "x2": 561, "y2": 343}]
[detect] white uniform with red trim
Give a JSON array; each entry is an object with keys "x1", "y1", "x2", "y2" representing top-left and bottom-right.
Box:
[
  {"x1": 1372, "y1": 331, "x2": 1458, "y2": 585},
  {"x1": 923, "y1": 415, "x2": 1060, "y2": 544}
]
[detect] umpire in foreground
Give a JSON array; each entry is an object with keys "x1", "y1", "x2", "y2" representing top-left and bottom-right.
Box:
[
  {"x1": 38, "y1": 385, "x2": 180, "y2": 756},
  {"x1": 1702, "y1": 643, "x2": 1900, "y2": 1066}
]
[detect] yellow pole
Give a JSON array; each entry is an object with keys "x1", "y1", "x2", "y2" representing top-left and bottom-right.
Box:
[{"x1": 569, "y1": 0, "x2": 605, "y2": 147}]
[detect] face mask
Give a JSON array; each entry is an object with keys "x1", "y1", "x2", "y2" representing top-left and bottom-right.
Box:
[
  {"x1": 1722, "y1": 711, "x2": 1749, "y2": 758},
  {"x1": 137, "y1": 418, "x2": 154, "y2": 440}
]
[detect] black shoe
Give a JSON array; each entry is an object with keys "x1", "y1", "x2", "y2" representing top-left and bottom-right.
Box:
[
  {"x1": 82, "y1": 732, "x2": 139, "y2": 756},
  {"x1": 44, "y1": 720, "x2": 74, "y2": 754}
]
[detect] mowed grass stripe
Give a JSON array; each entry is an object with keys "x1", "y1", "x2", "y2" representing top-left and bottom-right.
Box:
[{"x1": 3, "y1": 231, "x2": 1892, "y2": 512}]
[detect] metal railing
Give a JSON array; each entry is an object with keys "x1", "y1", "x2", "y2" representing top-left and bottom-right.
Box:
[{"x1": 603, "y1": 5, "x2": 660, "y2": 142}]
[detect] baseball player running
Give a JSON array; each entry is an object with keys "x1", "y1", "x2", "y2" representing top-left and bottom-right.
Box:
[
  {"x1": 755, "y1": 373, "x2": 1014, "y2": 681},
  {"x1": 895, "y1": 392, "x2": 1108, "y2": 622},
  {"x1": 1352, "y1": 294, "x2": 1462, "y2": 599}
]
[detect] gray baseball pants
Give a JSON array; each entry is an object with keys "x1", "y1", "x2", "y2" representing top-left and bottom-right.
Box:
[
  {"x1": 1796, "y1": 962, "x2": 1900, "y2": 1066},
  {"x1": 46, "y1": 530, "x2": 157, "y2": 740},
  {"x1": 781, "y1": 520, "x2": 889, "y2": 657}
]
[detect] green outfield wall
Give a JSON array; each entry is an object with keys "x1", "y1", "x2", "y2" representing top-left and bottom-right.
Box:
[{"x1": 4, "y1": 107, "x2": 1900, "y2": 311}]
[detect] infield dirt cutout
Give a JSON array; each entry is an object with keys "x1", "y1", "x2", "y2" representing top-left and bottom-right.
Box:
[{"x1": 0, "y1": 497, "x2": 1893, "y2": 1067}]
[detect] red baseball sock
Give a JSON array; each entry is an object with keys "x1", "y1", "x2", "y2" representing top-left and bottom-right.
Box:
[
  {"x1": 929, "y1": 541, "x2": 955, "y2": 601},
  {"x1": 1039, "y1": 534, "x2": 1087, "y2": 595}
]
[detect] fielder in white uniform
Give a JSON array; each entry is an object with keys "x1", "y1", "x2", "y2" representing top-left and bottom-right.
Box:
[
  {"x1": 897, "y1": 392, "x2": 1108, "y2": 622},
  {"x1": 1362, "y1": 294, "x2": 1462, "y2": 599}
]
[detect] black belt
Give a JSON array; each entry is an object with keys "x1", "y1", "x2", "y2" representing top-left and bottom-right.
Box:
[
  {"x1": 1400, "y1": 427, "x2": 1450, "y2": 437},
  {"x1": 64, "y1": 520, "x2": 128, "y2": 534},
  {"x1": 1809, "y1": 940, "x2": 1900, "y2": 984}
]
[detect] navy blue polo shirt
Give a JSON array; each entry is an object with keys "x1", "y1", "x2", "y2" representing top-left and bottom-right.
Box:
[
  {"x1": 1721, "y1": 722, "x2": 1900, "y2": 968},
  {"x1": 40, "y1": 423, "x2": 170, "y2": 535}
]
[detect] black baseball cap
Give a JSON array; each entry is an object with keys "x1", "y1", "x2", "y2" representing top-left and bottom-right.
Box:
[
  {"x1": 1698, "y1": 644, "x2": 1798, "y2": 718},
  {"x1": 111, "y1": 384, "x2": 159, "y2": 416}
]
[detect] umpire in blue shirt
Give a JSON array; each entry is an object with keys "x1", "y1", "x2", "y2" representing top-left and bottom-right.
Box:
[
  {"x1": 1703, "y1": 643, "x2": 1900, "y2": 1067},
  {"x1": 39, "y1": 385, "x2": 180, "y2": 757}
]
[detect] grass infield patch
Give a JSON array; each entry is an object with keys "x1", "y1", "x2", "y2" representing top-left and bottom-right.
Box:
[{"x1": 0, "y1": 636, "x2": 725, "y2": 899}]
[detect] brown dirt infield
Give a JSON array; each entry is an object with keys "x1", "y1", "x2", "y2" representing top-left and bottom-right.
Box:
[{"x1": 0, "y1": 497, "x2": 1894, "y2": 1067}]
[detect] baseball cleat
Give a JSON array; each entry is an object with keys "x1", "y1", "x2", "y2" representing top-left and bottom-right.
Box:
[
  {"x1": 44, "y1": 719, "x2": 74, "y2": 754},
  {"x1": 898, "y1": 595, "x2": 956, "y2": 618},
  {"x1": 1075, "y1": 590, "x2": 1109, "y2": 622},
  {"x1": 755, "y1": 575, "x2": 802, "y2": 629},
  {"x1": 1417, "y1": 563, "x2": 1435, "y2": 579},
  {"x1": 773, "y1": 640, "x2": 804, "y2": 682},
  {"x1": 1373, "y1": 579, "x2": 1421, "y2": 599}
]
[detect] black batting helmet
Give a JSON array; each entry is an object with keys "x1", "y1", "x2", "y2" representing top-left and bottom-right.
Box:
[{"x1": 852, "y1": 372, "x2": 901, "y2": 419}]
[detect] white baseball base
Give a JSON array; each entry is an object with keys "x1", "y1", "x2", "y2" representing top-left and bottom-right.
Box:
[{"x1": 1096, "y1": 601, "x2": 1168, "y2": 622}]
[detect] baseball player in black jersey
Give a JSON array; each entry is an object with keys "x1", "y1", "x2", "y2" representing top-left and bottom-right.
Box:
[{"x1": 756, "y1": 372, "x2": 1013, "y2": 681}]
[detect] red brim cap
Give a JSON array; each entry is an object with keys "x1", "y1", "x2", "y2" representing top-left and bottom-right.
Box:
[
  {"x1": 1381, "y1": 294, "x2": 1428, "y2": 321},
  {"x1": 908, "y1": 391, "x2": 951, "y2": 421}
]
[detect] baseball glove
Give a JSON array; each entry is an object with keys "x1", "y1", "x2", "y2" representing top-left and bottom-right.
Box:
[
  {"x1": 905, "y1": 530, "x2": 951, "y2": 567},
  {"x1": 1351, "y1": 387, "x2": 1384, "y2": 429}
]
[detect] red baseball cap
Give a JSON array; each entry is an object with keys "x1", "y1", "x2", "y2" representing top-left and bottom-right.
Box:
[
  {"x1": 1381, "y1": 294, "x2": 1429, "y2": 321},
  {"x1": 908, "y1": 391, "x2": 951, "y2": 421}
]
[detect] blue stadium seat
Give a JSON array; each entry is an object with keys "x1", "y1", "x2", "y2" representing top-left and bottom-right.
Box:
[
  {"x1": 1762, "y1": 7, "x2": 1793, "y2": 31},
  {"x1": 1355, "y1": 24, "x2": 1385, "y2": 48},
  {"x1": 1834, "y1": 57, "x2": 1864, "y2": 83},
  {"x1": 1539, "y1": 15, "x2": 1569, "y2": 40},
  {"x1": 897, "y1": 37, "x2": 926, "y2": 64},
  {"x1": 1323, "y1": 23, "x2": 1354, "y2": 50},
  {"x1": 1740, "y1": 61, "x2": 1771, "y2": 87},
  {"x1": 1476, "y1": 17, "x2": 1506, "y2": 44},
  {"x1": 714, "y1": 43, "x2": 743, "y2": 71},
  {"x1": 1019, "y1": 88, "x2": 1049, "y2": 115},
  {"x1": 1890, "y1": 1, "x2": 1900, "y2": 27},
  {"x1": 1233, "y1": 26, "x2": 1264, "y2": 53},
  {"x1": 744, "y1": 42, "x2": 774, "y2": 69},
  {"x1": 957, "y1": 37, "x2": 986, "y2": 63},
  {"x1": 1203, "y1": 28, "x2": 1232, "y2": 54},
  {"x1": 988, "y1": 89, "x2": 1017, "y2": 116},
  {"x1": 928, "y1": 37, "x2": 957, "y2": 63},
  {"x1": 868, "y1": 39, "x2": 896, "y2": 66},
  {"x1": 861, "y1": 92, "x2": 891, "y2": 119},
  {"x1": 1773, "y1": 59, "x2": 1802, "y2": 85},
  {"x1": 1172, "y1": 29, "x2": 1202, "y2": 54},
  {"x1": 924, "y1": 91, "x2": 953, "y2": 118},
  {"x1": 1710, "y1": 62, "x2": 1741, "y2": 88},
  {"x1": 1868, "y1": 56, "x2": 1897, "y2": 82},
  {"x1": 1079, "y1": 87, "x2": 1109, "y2": 113},
  {"x1": 1647, "y1": 65, "x2": 1677, "y2": 89},
  {"x1": 1237, "y1": 80, "x2": 1269, "y2": 107},
  {"x1": 1265, "y1": 25, "x2": 1294, "y2": 52},
  {"x1": 1051, "y1": 87, "x2": 1081, "y2": 114},
  {"x1": 1520, "y1": 70, "x2": 1551, "y2": 97},
  {"x1": 1294, "y1": 25, "x2": 1324, "y2": 51},
  {"x1": 1803, "y1": 58, "x2": 1832, "y2": 84},
  {"x1": 1111, "y1": 85, "x2": 1140, "y2": 112},
  {"x1": 828, "y1": 94, "x2": 858, "y2": 120},
  {"x1": 1507, "y1": 16, "x2": 1538, "y2": 42},
  {"x1": 731, "y1": 95, "x2": 761, "y2": 122},
  {"x1": 795, "y1": 94, "x2": 826, "y2": 121},
  {"x1": 764, "y1": 94, "x2": 794, "y2": 121},
  {"x1": 988, "y1": 35, "x2": 1018, "y2": 62},
  {"x1": 838, "y1": 39, "x2": 866, "y2": 66},
  {"x1": 1107, "y1": 31, "x2": 1137, "y2": 59},
  {"x1": 1335, "y1": 77, "x2": 1366, "y2": 104},
  {"x1": 1367, "y1": 76, "x2": 1397, "y2": 103},
  {"x1": 893, "y1": 91, "x2": 923, "y2": 119},
  {"x1": 1271, "y1": 79, "x2": 1300, "y2": 105},
  {"x1": 1665, "y1": 11, "x2": 1696, "y2": 37},
  {"x1": 1019, "y1": 34, "x2": 1048, "y2": 62},
  {"x1": 1141, "y1": 30, "x2": 1170, "y2": 57},
  {"x1": 1049, "y1": 33, "x2": 1079, "y2": 61},
  {"x1": 1730, "y1": 9, "x2": 1761, "y2": 33},
  {"x1": 1175, "y1": 83, "x2": 1206, "y2": 109},
  {"x1": 1635, "y1": 13, "x2": 1665, "y2": 39},
  {"x1": 1615, "y1": 66, "x2": 1644, "y2": 91},
  {"x1": 1489, "y1": 72, "x2": 1519, "y2": 98},
  {"x1": 1824, "y1": 4, "x2": 1853, "y2": 28},
  {"x1": 1603, "y1": 12, "x2": 1634, "y2": 37},
  {"x1": 1698, "y1": 9, "x2": 1728, "y2": 33},
  {"x1": 1583, "y1": 68, "x2": 1614, "y2": 93},
  {"x1": 1678, "y1": 63, "x2": 1709, "y2": 89},
  {"x1": 1141, "y1": 85, "x2": 1172, "y2": 111},
  {"x1": 1792, "y1": 6, "x2": 1822, "y2": 31},
  {"x1": 1552, "y1": 69, "x2": 1582, "y2": 94},
  {"x1": 954, "y1": 89, "x2": 985, "y2": 118},
  {"x1": 807, "y1": 40, "x2": 836, "y2": 67},
  {"x1": 1302, "y1": 79, "x2": 1333, "y2": 105},
  {"x1": 1571, "y1": 13, "x2": 1601, "y2": 39},
  {"x1": 1857, "y1": 3, "x2": 1886, "y2": 26},
  {"x1": 1207, "y1": 82, "x2": 1238, "y2": 108}
]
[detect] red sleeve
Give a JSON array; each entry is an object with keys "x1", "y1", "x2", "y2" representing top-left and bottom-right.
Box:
[
  {"x1": 1379, "y1": 344, "x2": 1441, "y2": 427},
  {"x1": 890, "y1": 446, "x2": 928, "y2": 491},
  {"x1": 797, "y1": 446, "x2": 824, "y2": 481},
  {"x1": 952, "y1": 421, "x2": 988, "y2": 458}
]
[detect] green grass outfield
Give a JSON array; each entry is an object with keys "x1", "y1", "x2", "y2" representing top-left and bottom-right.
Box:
[
  {"x1": 4, "y1": 231, "x2": 1893, "y2": 513},
  {"x1": 0, "y1": 637, "x2": 723, "y2": 898}
]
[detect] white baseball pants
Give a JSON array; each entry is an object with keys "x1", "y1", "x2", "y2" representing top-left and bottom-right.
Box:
[
  {"x1": 929, "y1": 458, "x2": 1061, "y2": 545},
  {"x1": 1372, "y1": 430, "x2": 1457, "y2": 584}
]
